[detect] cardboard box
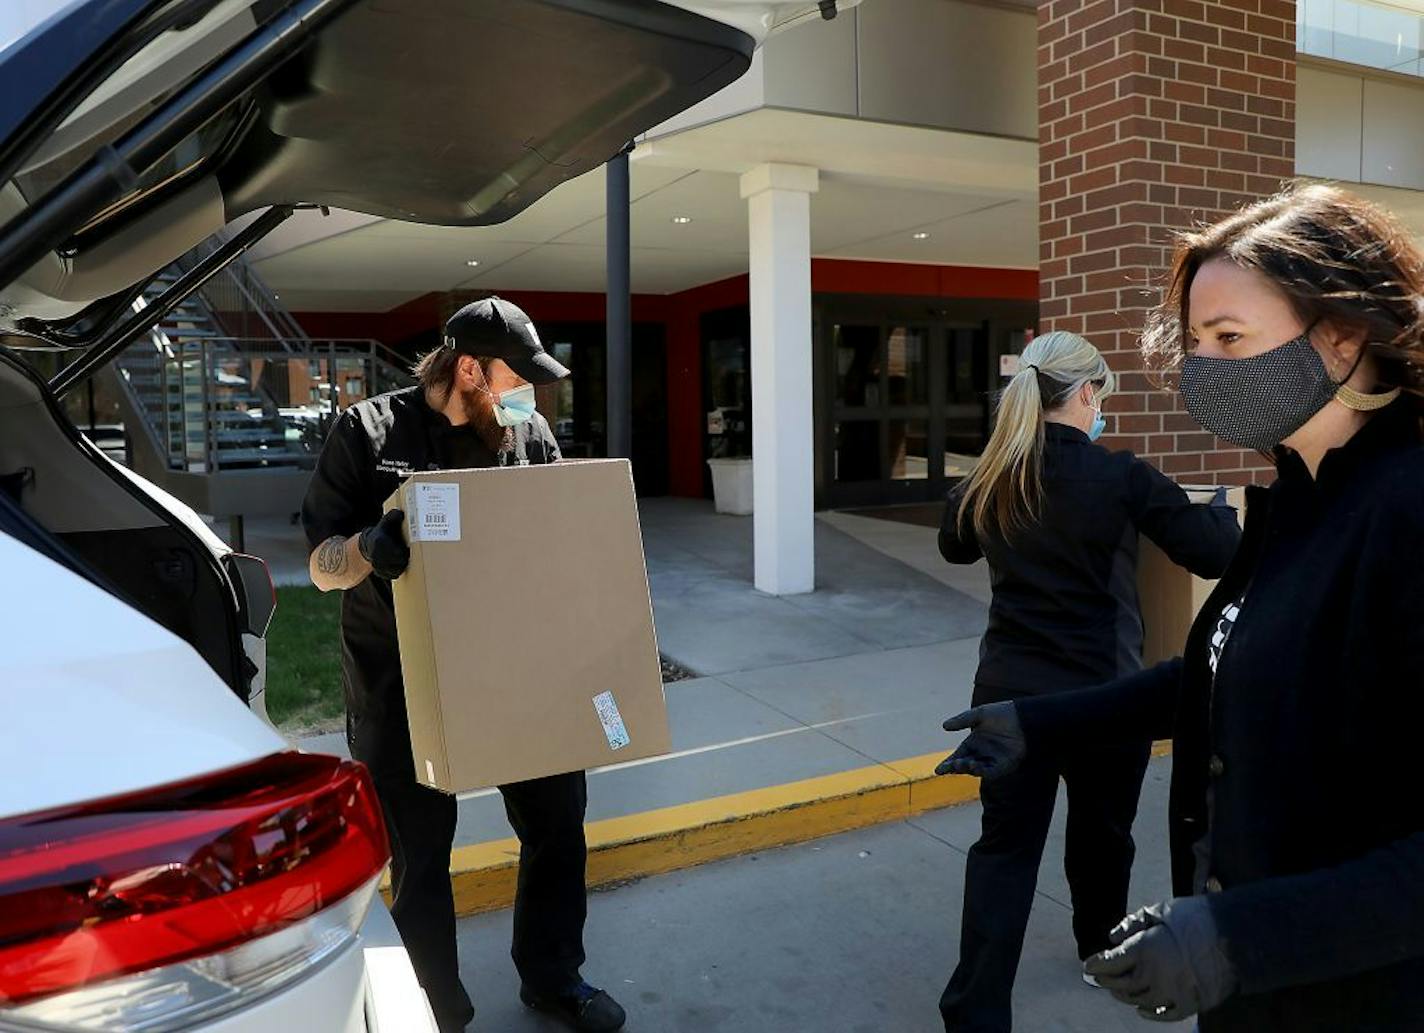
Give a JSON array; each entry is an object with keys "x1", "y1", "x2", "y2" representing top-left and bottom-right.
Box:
[
  {"x1": 1136, "y1": 485, "x2": 1246, "y2": 668},
  {"x1": 385, "y1": 459, "x2": 671, "y2": 793}
]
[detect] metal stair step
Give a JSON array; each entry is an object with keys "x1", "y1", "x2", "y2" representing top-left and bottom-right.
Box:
[
  {"x1": 212, "y1": 447, "x2": 308, "y2": 466},
  {"x1": 119, "y1": 253, "x2": 379, "y2": 477},
  {"x1": 211, "y1": 398, "x2": 268, "y2": 410},
  {"x1": 212, "y1": 428, "x2": 292, "y2": 444}
]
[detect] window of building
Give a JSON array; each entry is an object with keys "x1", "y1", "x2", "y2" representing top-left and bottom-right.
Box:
[{"x1": 1299, "y1": 0, "x2": 1424, "y2": 77}]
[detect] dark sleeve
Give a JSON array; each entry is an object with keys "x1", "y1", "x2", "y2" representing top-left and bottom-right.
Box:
[
  {"x1": 938, "y1": 486, "x2": 983, "y2": 564},
  {"x1": 300, "y1": 410, "x2": 375, "y2": 550},
  {"x1": 1208, "y1": 477, "x2": 1424, "y2": 994},
  {"x1": 1016, "y1": 657, "x2": 1181, "y2": 750},
  {"x1": 1127, "y1": 459, "x2": 1241, "y2": 579},
  {"x1": 1210, "y1": 831, "x2": 1424, "y2": 995}
]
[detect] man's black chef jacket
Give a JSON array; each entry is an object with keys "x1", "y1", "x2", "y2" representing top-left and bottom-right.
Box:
[{"x1": 301, "y1": 386, "x2": 561, "y2": 777}]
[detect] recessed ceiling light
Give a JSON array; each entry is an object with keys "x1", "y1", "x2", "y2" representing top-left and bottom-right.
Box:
[
  {"x1": 465, "y1": 259, "x2": 481, "y2": 267},
  {"x1": 671, "y1": 216, "x2": 693, "y2": 224},
  {"x1": 912, "y1": 231, "x2": 930, "y2": 240}
]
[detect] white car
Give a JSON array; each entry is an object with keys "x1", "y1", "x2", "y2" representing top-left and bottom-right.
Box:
[
  {"x1": 0, "y1": 500, "x2": 424, "y2": 1033},
  {"x1": 0, "y1": 1, "x2": 842, "y2": 1031}
]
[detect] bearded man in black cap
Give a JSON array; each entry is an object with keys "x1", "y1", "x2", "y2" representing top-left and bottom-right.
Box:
[{"x1": 302, "y1": 297, "x2": 625, "y2": 1033}]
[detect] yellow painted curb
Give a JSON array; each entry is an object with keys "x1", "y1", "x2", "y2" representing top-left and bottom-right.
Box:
[{"x1": 380, "y1": 741, "x2": 1174, "y2": 916}]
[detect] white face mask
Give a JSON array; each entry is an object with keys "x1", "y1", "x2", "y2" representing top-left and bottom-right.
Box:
[{"x1": 490, "y1": 382, "x2": 537, "y2": 427}]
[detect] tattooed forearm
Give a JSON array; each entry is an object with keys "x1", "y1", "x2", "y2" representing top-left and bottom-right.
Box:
[
  {"x1": 310, "y1": 533, "x2": 371, "y2": 592},
  {"x1": 317, "y1": 536, "x2": 349, "y2": 575}
]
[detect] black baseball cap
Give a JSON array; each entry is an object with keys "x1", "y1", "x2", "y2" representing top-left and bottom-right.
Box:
[{"x1": 443, "y1": 297, "x2": 570, "y2": 384}]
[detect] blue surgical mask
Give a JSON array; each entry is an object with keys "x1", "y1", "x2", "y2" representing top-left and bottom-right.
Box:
[
  {"x1": 492, "y1": 383, "x2": 537, "y2": 427},
  {"x1": 1083, "y1": 387, "x2": 1106, "y2": 441}
]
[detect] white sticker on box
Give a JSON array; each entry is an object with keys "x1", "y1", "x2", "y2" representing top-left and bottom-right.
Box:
[
  {"x1": 408, "y1": 482, "x2": 461, "y2": 542},
  {"x1": 426, "y1": 759, "x2": 436, "y2": 784},
  {"x1": 592, "y1": 691, "x2": 631, "y2": 751}
]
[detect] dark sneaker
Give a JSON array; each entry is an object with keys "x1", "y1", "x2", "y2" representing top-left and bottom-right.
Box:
[{"x1": 520, "y1": 981, "x2": 627, "y2": 1032}]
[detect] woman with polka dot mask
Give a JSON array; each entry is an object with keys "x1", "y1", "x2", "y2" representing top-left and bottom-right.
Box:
[{"x1": 940, "y1": 184, "x2": 1424, "y2": 1032}]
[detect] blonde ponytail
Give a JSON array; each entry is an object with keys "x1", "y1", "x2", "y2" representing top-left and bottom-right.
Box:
[{"x1": 956, "y1": 331, "x2": 1113, "y2": 542}]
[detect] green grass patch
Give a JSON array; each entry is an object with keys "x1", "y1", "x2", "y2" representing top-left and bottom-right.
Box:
[
  {"x1": 263, "y1": 586, "x2": 691, "y2": 733},
  {"x1": 265, "y1": 586, "x2": 345, "y2": 732}
]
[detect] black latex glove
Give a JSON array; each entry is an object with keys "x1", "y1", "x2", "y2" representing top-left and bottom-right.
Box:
[
  {"x1": 936, "y1": 701, "x2": 1026, "y2": 779},
  {"x1": 359, "y1": 510, "x2": 410, "y2": 580},
  {"x1": 1083, "y1": 897, "x2": 1238, "y2": 1023}
]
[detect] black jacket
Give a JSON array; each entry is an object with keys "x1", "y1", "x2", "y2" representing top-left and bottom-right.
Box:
[
  {"x1": 940, "y1": 423, "x2": 1241, "y2": 696},
  {"x1": 1018, "y1": 399, "x2": 1424, "y2": 1032},
  {"x1": 301, "y1": 387, "x2": 560, "y2": 776}
]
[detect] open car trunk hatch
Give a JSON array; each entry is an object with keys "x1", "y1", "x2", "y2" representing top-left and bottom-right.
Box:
[
  {"x1": 219, "y1": 0, "x2": 755, "y2": 225},
  {"x1": 0, "y1": 0, "x2": 754, "y2": 321}
]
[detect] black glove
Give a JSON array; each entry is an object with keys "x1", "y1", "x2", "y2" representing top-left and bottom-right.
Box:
[
  {"x1": 936, "y1": 701, "x2": 1026, "y2": 779},
  {"x1": 1083, "y1": 896, "x2": 1238, "y2": 1023},
  {"x1": 359, "y1": 510, "x2": 410, "y2": 580}
]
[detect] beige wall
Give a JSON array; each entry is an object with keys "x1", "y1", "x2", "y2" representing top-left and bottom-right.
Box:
[
  {"x1": 762, "y1": 10, "x2": 858, "y2": 116},
  {"x1": 1297, "y1": 61, "x2": 1424, "y2": 191},
  {"x1": 648, "y1": 0, "x2": 1037, "y2": 142},
  {"x1": 851, "y1": 0, "x2": 1036, "y2": 137}
]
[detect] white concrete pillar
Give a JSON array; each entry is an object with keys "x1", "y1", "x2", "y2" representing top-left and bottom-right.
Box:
[{"x1": 739, "y1": 163, "x2": 819, "y2": 596}]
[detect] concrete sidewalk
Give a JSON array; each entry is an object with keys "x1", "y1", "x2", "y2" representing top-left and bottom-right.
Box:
[{"x1": 289, "y1": 498, "x2": 997, "y2": 907}]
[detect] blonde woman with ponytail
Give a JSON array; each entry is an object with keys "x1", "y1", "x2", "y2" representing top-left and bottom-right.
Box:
[{"x1": 935, "y1": 331, "x2": 1240, "y2": 1033}]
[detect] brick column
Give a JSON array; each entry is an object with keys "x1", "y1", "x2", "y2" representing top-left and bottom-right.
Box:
[{"x1": 1038, "y1": 0, "x2": 1296, "y2": 484}]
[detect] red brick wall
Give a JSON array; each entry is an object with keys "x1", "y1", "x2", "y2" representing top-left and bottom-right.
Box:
[{"x1": 1038, "y1": 0, "x2": 1296, "y2": 484}]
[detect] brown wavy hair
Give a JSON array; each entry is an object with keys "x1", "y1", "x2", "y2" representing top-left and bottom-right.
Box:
[{"x1": 1141, "y1": 183, "x2": 1424, "y2": 395}]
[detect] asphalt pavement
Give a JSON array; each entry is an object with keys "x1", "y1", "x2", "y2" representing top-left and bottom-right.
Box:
[{"x1": 454, "y1": 756, "x2": 1190, "y2": 1033}]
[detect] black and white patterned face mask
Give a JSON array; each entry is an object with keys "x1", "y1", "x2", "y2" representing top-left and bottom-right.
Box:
[{"x1": 1179, "y1": 331, "x2": 1338, "y2": 451}]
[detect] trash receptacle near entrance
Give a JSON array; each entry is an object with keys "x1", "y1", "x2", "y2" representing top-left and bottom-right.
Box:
[{"x1": 707, "y1": 457, "x2": 753, "y2": 515}]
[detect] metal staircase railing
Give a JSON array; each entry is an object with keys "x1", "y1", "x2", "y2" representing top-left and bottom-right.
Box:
[
  {"x1": 110, "y1": 242, "x2": 413, "y2": 476},
  {"x1": 117, "y1": 331, "x2": 412, "y2": 473},
  {"x1": 175, "y1": 235, "x2": 309, "y2": 348}
]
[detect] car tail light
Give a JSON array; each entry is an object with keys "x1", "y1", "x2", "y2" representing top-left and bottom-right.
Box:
[
  {"x1": 0, "y1": 752, "x2": 389, "y2": 1027},
  {"x1": 6, "y1": 879, "x2": 378, "y2": 1032}
]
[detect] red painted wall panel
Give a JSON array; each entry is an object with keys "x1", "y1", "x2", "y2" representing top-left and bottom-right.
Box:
[{"x1": 291, "y1": 260, "x2": 1038, "y2": 497}]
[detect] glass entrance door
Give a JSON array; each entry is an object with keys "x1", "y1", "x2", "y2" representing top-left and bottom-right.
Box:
[
  {"x1": 701, "y1": 307, "x2": 752, "y2": 496},
  {"x1": 822, "y1": 314, "x2": 1035, "y2": 508},
  {"x1": 829, "y1": 321, "x2": 934, "y2": 507},
  {"x1": 944, "y1": 324, "x2": 990, "y2": 481}
]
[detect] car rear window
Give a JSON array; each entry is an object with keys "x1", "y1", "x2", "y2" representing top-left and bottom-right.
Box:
[{"x1": 1, "y1": 0, "x2": 259, "y2": 238}]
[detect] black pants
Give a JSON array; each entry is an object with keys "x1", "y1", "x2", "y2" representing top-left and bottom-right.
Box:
[
  {"x1": 374, "y1": 768, "x2": 589, "y2": 1033},
  {"x1": 939, "y1": 724, "x2": 1152, "y2": 1033}
]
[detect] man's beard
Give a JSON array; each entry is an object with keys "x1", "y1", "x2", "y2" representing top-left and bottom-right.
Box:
[{"x1": 460, "y1": 387, "x2": 515, "y2": 454}]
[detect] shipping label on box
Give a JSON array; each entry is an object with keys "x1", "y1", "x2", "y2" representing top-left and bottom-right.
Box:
[
  {"x1": 407, "y1": 482, "x2": 462, "y2": 542},
  {"x1": 385, "y1": 459, "x2": 671, "y2": 793}
]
